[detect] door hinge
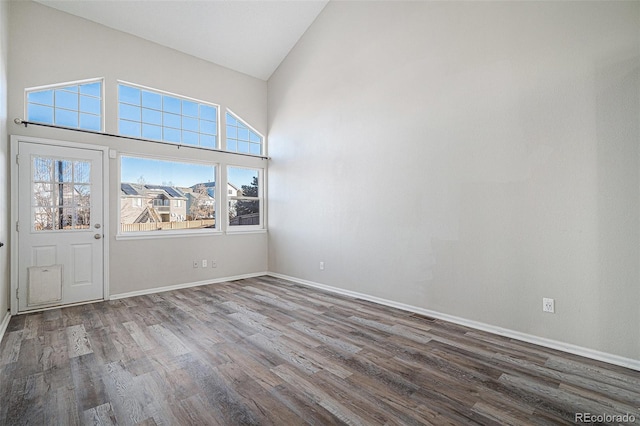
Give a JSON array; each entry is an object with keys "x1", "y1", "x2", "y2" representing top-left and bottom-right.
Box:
[
  {"x1": 15, "y1": 154, "x2": 19, "y2": 165},
  {"x1": 16, "y1": 221, "x2": 19, "y2": 232},
  {"x1": 16, "y1": 287, "x2": 19, "y2": 300}
]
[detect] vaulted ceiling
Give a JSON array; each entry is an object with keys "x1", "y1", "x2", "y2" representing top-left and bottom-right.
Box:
[{"x1": 35, "y1": 0, "x2": 329, "y2": 81}]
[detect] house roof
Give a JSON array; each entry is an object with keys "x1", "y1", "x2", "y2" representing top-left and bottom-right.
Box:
[
  {"x1": 145, "y1": 185, "x2": 185, "y2": 198},
  {"x1": 190, "y1": 182, "x2": 216, "y2": 190},
  {"x1": 121, "y1": 183, "x2": 187, "y2": 199},
  {"x1": 121, "y1": 183, "x2": 140, "y2": 196}
]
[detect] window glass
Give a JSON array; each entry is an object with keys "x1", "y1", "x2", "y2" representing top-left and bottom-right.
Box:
[
  {"x1": 118, "y1": 83, "x2": 218, "y2": 149},
  {"x1": 119, "y1": 85, "x2": 140, "y2": 105},
  {"x1": 225, "y1": 112, "x2": 263, "y2": 155},
  {"x1": 27, "y1": 79, "x2": 103, "y2": 131},
  {"x1": 120, "y1": 156, "x2": 217, "y2": 233},
  {"x1": 228, "y1": 166, "x2": 262, "y2": 228},
  {"x1": 32, "y1": 157, "x2": 91, "y2": 231}
]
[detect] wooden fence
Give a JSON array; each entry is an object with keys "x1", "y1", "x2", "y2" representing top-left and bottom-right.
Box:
[
  {"x1": 229, "y1": 213, "x2": 260, "y2": 226},
  {"x1": 121, "y1": 219, "x2": 215, "y2": 233}
]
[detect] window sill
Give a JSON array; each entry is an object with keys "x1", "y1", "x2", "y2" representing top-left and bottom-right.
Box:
[
  {"x1": 225, "y1": 228, "x2": 267, "y2": 235},
  {"x1": 116, "y1": 229, "x2": 223, "y2": 241}
]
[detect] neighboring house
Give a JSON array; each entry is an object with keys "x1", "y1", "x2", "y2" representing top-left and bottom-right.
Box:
[
  {"x1": 120, "y1": 183, "x2": 187, "y2": 225},
  {"x1": 121, "y1": 181, "x2": 241, "y2": 228},
  {"x1": 179, "y1": 182, "x2": 240, "y2": 220},
  {"x1": 180, "y1": 182, "x2": 216, "y2": 220},
  {"x1": 185, "y1": 181, "x2": 238, "y2": 197},
  {"x1": 226, "y1": 182, "x2": 240, "y2": 218},
  {"x1": 227, "y1": 182, "x2": 239, "y2": 197}
]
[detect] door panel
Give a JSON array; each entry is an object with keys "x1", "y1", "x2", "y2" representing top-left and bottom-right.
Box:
[
  {"x1": 32, "y1": 245, "x2": 57, "y2": 266},
  {"x1": 17, "y1": 142, "x2": 104, "y2": 312},
  {"x1": 71, "y1": 243, "x2": 93, "y2": 284}
]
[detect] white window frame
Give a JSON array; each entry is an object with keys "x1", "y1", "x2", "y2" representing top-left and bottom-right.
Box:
[
  {"x1": 226, "y1": 165, "x2": 264, "y2": 233},
  {"x1": 116, "y1": 153, "x2": 221, "y2": 240},
  {"x1": 117, "y1": 80, "x2": 220, "y2": 149},
  {"x1": 25, "y1": 77, "x2": 104, "y2": 132}
]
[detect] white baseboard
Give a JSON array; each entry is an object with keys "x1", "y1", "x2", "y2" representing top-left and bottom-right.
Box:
[
  {"x1": 109, "y1": 272, "x2": 269, "y2": 300},
  {"x1": 0, "y1": 311, "x2": 11, "y2": 345},
  {"x1": 268, "y1": 273, "x2": 640, "y2": 372}
]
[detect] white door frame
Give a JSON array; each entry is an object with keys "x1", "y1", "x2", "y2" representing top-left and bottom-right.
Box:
[{"x1": 10, "y1": 135, "x2": 110, "y2": 315}]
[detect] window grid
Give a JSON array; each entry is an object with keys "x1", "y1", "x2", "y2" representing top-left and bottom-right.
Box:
[
  {"x1": 26, "y1": 80, "x2": 103, "y2": 132},
  {"x1": 225, "y1": 112, "x2": 263, "y2": 156},
  {"x1": 32, "y1": 156, "x2": 92, "y2": 231},
  {"x1": 118, "y1": 84, "x2": 218, "y2": 149}
]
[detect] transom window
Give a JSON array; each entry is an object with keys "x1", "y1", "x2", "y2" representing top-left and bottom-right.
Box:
[
  {"x1": 118, "y1": 83, "x2": 218, "y2": 149},
  {"x1": 26, "y1": 79, "x2": 103, "y2": 131},
  {"x1": 226, "y1": 111, "x2": 263, "y2": 155}
]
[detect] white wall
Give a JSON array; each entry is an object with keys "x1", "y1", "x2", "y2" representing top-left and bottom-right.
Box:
[
  {"x1": 8, "y1": 1, "x2": 268, "y2": 297},
  {"x1": 0, "y1": 0, "x2": 10, "y2": 321},
  {"x1": 268, "y1": 2, "x2": 640, "y2": 361}
]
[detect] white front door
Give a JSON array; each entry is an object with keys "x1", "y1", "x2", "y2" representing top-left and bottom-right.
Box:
[{"x1": 16, "y1": 141, "x2": 105, "y2": 312}]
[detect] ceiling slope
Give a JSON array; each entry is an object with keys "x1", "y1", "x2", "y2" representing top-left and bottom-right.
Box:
[{"x1": 36, "y1": 0, "x2": 328, "y2": 80}]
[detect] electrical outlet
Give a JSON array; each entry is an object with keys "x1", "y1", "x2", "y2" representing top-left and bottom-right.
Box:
[
  {"x1": 543, "y1": 298, "x2": 555, "y2": 313},
  {"x1": 202, "y1": 259, "x2": 208, "y2": 268},
  {"x1": 211, "y1": 260, "x2": 217, "y2": 268},
  {"x1": 319, "y1": 261, "x2": 325, "y2": 270},
  {"x1": 193, "y1": 260, "x2": 199, "y2": 268}
]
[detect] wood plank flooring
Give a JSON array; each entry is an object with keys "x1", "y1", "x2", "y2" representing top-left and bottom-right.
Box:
[{"x1": 1, "y1": 276, "x2": 639, "y2": 425}]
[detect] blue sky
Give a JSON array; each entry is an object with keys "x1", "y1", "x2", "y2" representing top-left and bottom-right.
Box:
[
  {"x1": 28, "y1": 82, "x2": 102, "y2": 131},
  {"x1": 121, "y1": 156, "x2": 257, "y2": 189}
]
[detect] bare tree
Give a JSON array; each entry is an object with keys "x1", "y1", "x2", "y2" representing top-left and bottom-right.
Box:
[{"x1": 189, "y1": 184, "x2": 214, "y2": 219}]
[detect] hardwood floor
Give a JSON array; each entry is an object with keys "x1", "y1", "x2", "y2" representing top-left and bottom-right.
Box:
[{"x1": 1, "y1": 276, "x2": 639, "y2": 425}]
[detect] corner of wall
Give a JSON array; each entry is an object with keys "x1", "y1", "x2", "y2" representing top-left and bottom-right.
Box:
[
  {"x1": 0, "y1": 311, "x2": 10, "y2": 345},
  {"x1": 0, "y1": 0, "x2": 11, "y2": 321}
]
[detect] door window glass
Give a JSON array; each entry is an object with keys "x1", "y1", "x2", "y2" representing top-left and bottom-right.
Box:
[{"x1": 32, "y1": 156, "x2": 91, "y2": 231}]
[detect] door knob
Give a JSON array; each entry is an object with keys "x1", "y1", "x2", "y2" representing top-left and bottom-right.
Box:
[{"x1": 94, "y1": 234, "x2": 102, "y2": 239}]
